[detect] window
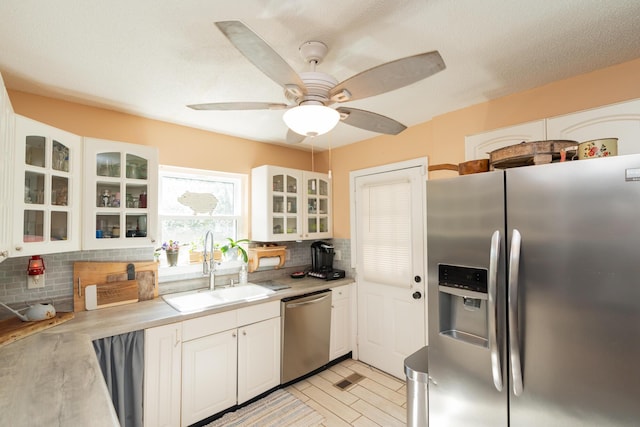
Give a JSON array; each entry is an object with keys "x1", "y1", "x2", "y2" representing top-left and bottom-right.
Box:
[{"x1": 157, "y1": 165, "x2": 247, "y2": 276}]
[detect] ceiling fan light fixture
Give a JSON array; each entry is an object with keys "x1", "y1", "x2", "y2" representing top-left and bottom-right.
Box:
[{"x1": 283, "y1": 105, "x2": 340, "y2": 137}]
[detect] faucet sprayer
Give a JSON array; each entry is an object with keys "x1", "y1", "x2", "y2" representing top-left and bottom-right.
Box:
[{"x1": 203, "y1": 230, "x2": 217, "y2": 290}]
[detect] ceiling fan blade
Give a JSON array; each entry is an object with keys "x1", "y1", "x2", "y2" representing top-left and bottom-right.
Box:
[
  {"x1": 187, "y1": 102, "x2": 287, "y2": 111},
  {"x1": 286, "y1": 129, "x2": 306, "y2": 144},
  {"x1": 337, "y1": 107, "x2": 407, "y2": 135},
  {"x1": 330, "y1": 51, "x2": 445, "y2": 102},
  {"x1": 215, "y1": 20, "x2": 306, "y2": 91}
]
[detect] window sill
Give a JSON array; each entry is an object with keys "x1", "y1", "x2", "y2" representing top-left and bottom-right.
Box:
[{"x1": 159, "y1": 260, "x2": 244, "y2": 282}]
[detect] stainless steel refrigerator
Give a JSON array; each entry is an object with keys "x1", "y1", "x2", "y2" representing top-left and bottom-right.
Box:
[{"x1": 426, "y1": 154, "x2": 640, "y2": 426}]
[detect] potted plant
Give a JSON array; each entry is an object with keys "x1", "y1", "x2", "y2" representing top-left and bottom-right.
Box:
[
  {"x1": 158, "y1": 240, "x2": 181, "y2": 266},
  {"x1": 220, "y1": 237, "x2": 250, "y2": 263},
  {"x1": 189, "y1": 238, "x2": 204, "y2": 264}
]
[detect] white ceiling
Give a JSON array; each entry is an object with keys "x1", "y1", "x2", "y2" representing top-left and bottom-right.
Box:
[{"x1": 1, "y1": 0, "x2": 639, "y2": 151}]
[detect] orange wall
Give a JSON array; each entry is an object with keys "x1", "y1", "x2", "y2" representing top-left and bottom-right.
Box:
[
  {"x1": 9, "y1": 57, "x2": 640, "y2": 240},
  {"x1": 320, "y1": 57, "x2": 640, "y2": 238},
  {"x1": 8, "y1": 91, "x2": 312, "y2": 173}
]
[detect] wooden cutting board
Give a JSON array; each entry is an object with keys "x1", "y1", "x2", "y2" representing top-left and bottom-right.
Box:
[
  {"x1": 73, "y1": 261, "x2": 158, "y2": 312},
  {"x1": 106, "y1": 270, "x2": 156, "y2": 301},
  {"x1": 85, "y1": 280, "x2": 139, "y2": 310},
  {"x1": 0, "y1": 312, "x2": 74, "y2": 348}
]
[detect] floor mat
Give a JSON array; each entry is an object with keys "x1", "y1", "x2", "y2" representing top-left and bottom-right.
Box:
[{"x1": 205, "y1": 389, "x2": 324, "y2": 427}]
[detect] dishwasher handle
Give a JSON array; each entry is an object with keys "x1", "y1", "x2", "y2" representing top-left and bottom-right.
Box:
[{"x1": 285, "y1": 293, "x2": 330, "y2": 308}]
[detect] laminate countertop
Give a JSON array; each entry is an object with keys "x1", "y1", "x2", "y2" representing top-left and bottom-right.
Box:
[{"x1": 0, "y1": 276, "x2": 354, "y2": 427}]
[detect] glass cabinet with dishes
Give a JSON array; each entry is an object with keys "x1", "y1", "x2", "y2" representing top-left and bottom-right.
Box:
[
  {"x1": 303, "y1": 171, "x2": 332, "y2": 239},
  {"x1": 12, "y1": 115, "x2": 82, "y2": 256},
  {"x1": 251, "y1": 165, "x2": 332, "y2": 241},
  {"x1": 252, "y1": 165, "x2": 302, "y2": 242},
  {"x1": 83, "y1": 138, "x2": 158, "y2": 249}
]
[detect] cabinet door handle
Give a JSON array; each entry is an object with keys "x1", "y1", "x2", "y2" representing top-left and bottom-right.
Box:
[
  {"x1": 243, "y1": 330, "x2": 247, "y2": 336},
  {"x1": 232, "y1": 332, "x2": 237, "y2": 338}
]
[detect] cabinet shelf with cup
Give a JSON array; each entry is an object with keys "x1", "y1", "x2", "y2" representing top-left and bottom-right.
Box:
[
  {"x1": 83, "y1": 138, "x2": 158, "y2": 249},
  {"x1": 12, "y1": 115, "x2": 83, "y2": 256}
]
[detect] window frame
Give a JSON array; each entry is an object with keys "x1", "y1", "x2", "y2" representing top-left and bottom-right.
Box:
[{"x1": 157, "y1": 165, "x2": 248, "y2": 279}]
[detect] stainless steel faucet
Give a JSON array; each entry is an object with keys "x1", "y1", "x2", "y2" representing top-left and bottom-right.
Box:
[{"x1": 203, "y1": 230, "x2": 217, "y2": 290}]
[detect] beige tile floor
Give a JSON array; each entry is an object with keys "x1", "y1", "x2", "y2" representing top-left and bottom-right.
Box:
[{"x1": 286, "y1": 358, "x2": 408, "y2": 427}]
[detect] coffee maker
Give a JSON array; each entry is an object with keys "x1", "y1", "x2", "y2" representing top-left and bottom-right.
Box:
[{"x1": 309, "y1": 241, "x2": 345, "y2": 280}]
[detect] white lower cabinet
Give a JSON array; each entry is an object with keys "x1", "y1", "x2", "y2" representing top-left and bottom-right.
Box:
[
  {"x1": 237, "y1": 316, "x2": 281, "y2": 404},
  {"x1": 179, "y1": 300, "x2": 281, "y2": 426},
  {"x1": 182, "y1": 329, "x2": 238, "y2": 426},
  {"x1": 330, "y1": 285, "x2": 352, "y2": 361},
  {"x1": 144, "y1": 323, "x2": 182, "y2": 427}
]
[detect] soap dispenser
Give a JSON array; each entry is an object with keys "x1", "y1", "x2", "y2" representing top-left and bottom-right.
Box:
[{"x1": 239, "y1": 263, "x2": 248, "y2": 286}]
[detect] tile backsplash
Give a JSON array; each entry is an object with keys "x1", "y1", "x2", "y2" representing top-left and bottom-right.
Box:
[{"x1": 0, "y1": 238, "x2": 352, "y2": 319}]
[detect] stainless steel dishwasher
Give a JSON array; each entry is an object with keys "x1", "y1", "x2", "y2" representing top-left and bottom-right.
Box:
[{"x1": 281, "y1": 289, "x2": 332, "y2": 383}]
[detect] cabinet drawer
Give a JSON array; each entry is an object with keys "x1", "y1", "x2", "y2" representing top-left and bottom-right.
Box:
[
  {"x1": 331, "y1": 285, "x2": 350, "y2": 301},
  {"x1": 237, "y1": 300, "x2": 280, "y2": 325},
  {"x1": 183, "y1": 310, "x2": 238, "y2": 341}
]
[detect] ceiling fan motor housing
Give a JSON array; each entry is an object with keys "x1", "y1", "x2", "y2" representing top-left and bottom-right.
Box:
[{"x1": 286, "y1": 71, "x2": 337, "y2": 105}]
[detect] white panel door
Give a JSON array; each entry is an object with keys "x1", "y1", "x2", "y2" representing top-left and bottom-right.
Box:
[
  {"x1": 329, "y1": 285, "x2": 352, "y2": 360},
  {"x1": 182, "y1": 330, "x2": 237, "y2": 426},
  {"x1": 353, "y1": 160, "x2": 426, "y2": 379},
  {"x1": 144, "y1": 323, "x2": 182, "y2": 427},
  {"x1": 465, "y1": 120, "x2": 546, "y2": 160},
  {"x1": 237, "y1": 317, "x2": 281, "y2": 404},
  {"x1": 546, "y1": 99, "x2": 640, "y2": 155}
]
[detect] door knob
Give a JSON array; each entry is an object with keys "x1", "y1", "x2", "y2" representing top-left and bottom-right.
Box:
[{"x1": 412, "y1": 291, "x2": 422, "y2": 300}]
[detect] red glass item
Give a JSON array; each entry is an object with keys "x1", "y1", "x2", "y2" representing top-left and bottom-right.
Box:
[{"x1": 27, "y1": 255, "x2": 45, "y2": 275}]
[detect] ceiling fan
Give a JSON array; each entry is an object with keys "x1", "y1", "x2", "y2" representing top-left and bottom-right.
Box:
[{"x1": 188, "y1": 20, "x2": 446, "y2": 144}]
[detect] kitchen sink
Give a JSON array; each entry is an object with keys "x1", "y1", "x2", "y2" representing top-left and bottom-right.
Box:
[{"x1": 163, "y1": 283, "x2": 275, "y2": 313}]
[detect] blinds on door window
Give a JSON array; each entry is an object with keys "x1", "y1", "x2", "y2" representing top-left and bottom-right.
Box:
[{"x1": 361, "y1": 179, "x2": 411, "y2": 287}]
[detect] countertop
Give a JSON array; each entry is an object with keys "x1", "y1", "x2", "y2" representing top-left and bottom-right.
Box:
[{"x1": 0, "y1": 276, "x2": 354, "y2": 427}]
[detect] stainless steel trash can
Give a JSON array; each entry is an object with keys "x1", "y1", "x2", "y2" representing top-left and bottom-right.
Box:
[{"x1": 405, "y1": 346, "x2": 429, "y2": 427}]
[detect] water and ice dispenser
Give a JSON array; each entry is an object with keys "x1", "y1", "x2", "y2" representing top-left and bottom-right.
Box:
[{"x1": 437, "y1": 264, "x2": 489, "y2": 347}]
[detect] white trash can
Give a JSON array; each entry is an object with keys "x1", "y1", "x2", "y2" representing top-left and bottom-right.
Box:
[{"x1": 405, "y1": 346, "x2": 429, "y2": 427}]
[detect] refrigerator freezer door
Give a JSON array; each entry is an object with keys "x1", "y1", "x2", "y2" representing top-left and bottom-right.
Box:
[
  {"x1": 506, "y1": 155, "x2": 640, "y2": 426},
  {"x1": 427, "y1": 171, "x2": 508, "y2": 427}
]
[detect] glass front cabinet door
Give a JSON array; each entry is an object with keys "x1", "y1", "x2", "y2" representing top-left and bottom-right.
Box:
[
  {"x1": 13, "y1": 115, "x2": 82, "y2": 256},
  {"x1": 251, "y1": 166, "x2": 332, "y2": 242},
  {"x1": 83, "y1": 138, "x2": 158, "y2": 249},
  {"x1": 251, "y1": 165, "x2": 302, "y2": 242},
  {"x1": 303, "y1": 171, "x2": 332, "y2": 239}
]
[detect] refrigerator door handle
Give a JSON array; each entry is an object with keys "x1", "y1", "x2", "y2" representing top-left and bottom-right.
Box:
[
  {"x1": 509, "y1": 229, "x2": 524, "y2": 396},
  {"x1": 488, "y1": 230, "x2": 503, "y2": 391}
]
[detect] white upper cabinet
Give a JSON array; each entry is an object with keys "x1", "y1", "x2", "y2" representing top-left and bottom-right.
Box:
[
  {"x1": 83, "y1": 137, "x2": 158, "y2": 250},
  {"x1": 0, "y1": 73, "x2": 14, "y2": 262},
  {"x1": 546, "y1": 99, "x2": 640, "y2": 155},
  {"x1": 12, "y1": 115, "x2": 82, "y2": 256},
  {"x1": 303, "y1": 171, "x2": 332, "y2": 240},
  {"x1": 465, "y1": 120, "x2": 546, "y2": 161},
  {"x1": 252, "y1": 165, "x2": 332, "y2": 242},
  {"x1": 252, "y1": 165, "x2": 302, "y2": 242},
  {"x1": 466, "y1": 99, "x2": 640, "y2": 161}
]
